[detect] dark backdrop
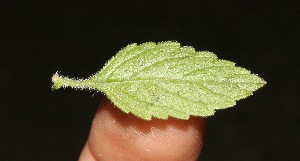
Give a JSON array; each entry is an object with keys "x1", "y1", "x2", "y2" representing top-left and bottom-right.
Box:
[{"x1": 1, "y1": 0, "x2": 299, "y2": 160}]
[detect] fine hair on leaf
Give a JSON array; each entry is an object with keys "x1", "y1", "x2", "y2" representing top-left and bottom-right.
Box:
[{"x1": 52, "y1": 41, "x2": 266, "y2": 120}]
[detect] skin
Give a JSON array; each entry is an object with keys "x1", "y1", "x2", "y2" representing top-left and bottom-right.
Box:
[{"x1": 79, "y1": 97, "x2": 206, "y2": 161}]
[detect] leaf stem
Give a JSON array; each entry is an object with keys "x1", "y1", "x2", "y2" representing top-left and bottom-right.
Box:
[{"x1": 51, "y1": 72, "x2": 93, "y2": 90}]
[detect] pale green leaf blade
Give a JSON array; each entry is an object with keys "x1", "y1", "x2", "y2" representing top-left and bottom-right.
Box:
[{"x1": 52, "y1": 41, "x2": 266, "y2": 120}]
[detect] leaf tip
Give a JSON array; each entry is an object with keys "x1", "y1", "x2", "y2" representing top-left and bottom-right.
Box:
[{"x1": 256, "y1": 74, "x2": 267, "y2": 88}]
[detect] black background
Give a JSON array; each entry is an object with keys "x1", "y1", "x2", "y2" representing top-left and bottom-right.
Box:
[{"x1": 1, "y1": 0, "x2": 299, "y2": 160}]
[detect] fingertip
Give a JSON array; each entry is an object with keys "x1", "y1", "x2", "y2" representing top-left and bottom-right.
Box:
[{"x1": 79, "y1": 97, "x2": 206, "y2": 161}]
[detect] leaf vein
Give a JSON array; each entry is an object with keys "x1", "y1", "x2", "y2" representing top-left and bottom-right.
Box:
[{"x1": 105, "y1": 44, "x2": 156, "y2": 79}]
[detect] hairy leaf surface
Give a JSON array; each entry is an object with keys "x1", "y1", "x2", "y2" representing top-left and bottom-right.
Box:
[{"x1": 52, "y1": 41, "x2": 266, "y2": 120}]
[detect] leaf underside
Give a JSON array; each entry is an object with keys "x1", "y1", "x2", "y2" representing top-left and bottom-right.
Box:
[{"x1": 52, "y1": 41, "x2": 266, "y2": 120}]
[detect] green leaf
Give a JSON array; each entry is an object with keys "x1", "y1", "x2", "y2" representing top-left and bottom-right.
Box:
[{"x1": 52, "y1": 41, "x2": 266, "y2": 120}]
